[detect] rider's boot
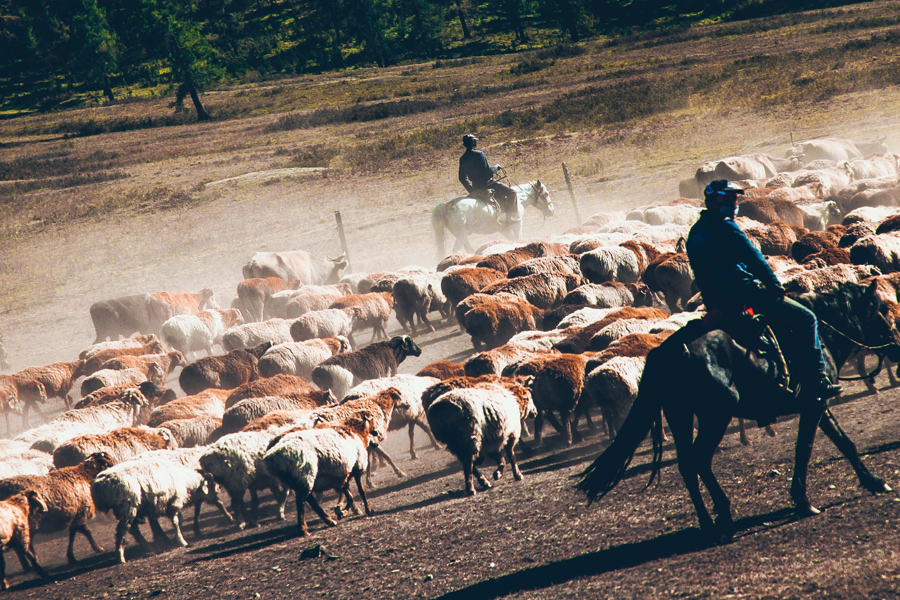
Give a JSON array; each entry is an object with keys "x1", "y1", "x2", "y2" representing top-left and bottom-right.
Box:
[{"x1": 802, "y1": 374, "x2": 842, "y2": 403}]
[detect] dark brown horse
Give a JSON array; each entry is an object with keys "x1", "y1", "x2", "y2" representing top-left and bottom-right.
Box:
[{"x1": 578, "y1": 276, "x2": 899, "y2": 542}]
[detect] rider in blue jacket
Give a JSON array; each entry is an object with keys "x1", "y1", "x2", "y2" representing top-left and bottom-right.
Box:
[
  {"x1": 458, "y1": 134, "x2": 518, "y2": 225},
  {"x1": 686, "y1": 179, "x2": 842, "y2": 402}
]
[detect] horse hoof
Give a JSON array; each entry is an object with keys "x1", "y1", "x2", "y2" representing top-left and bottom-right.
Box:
[
  {"x1": 884, "y1": 483, "x2": 894, "y2": 493},
  {"x1": 795, "y1": 503, "x2": 821, "y2": 517}
]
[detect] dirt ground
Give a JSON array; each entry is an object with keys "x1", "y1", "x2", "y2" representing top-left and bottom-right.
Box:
[{"x1": 3, "y1": 11, "x2": 900, "y2": 596}]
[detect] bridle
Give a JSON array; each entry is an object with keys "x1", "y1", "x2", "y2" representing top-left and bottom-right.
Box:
[{"x1": 818, "y1": 317, "x2": 898, "y2": 381}]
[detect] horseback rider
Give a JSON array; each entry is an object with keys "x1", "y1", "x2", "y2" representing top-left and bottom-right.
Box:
[
  {"x1": 685, "y1": 179, "x2": 842, "y2": 403},
  {"x1": 458, "y1": 134, "x2": 519, "y2": 225}
]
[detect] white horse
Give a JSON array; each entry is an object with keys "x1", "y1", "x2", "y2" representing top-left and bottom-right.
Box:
[{"x1": 431, "y1": 180, "x2": 554, "y2": 257}]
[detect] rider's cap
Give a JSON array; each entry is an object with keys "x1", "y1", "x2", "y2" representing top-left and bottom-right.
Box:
[
  {"x1": 462, "y1": 134, "x2": 478, "y2": 147},
  {"x1": 704, "y1": 179, "x2": 744, "y2": 201}
]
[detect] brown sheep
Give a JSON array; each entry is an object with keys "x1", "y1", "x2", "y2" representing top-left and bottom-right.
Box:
[
  {"x1": 0, "y1": 452, "x2": 115, "y2": 565},
  {"x1": 507, "y1": 255, "x2": 583, "y2": 280},
  {"x1": 738, "y1": 197, "x2": 806, "y2": 226},
  {"x1": 476, "y1": 242, "x2": 569, "y2": 273},
  {"x1": 74, "y1": 380, "x2": 174, "y2": 410},
  {"x1": 0, "y1": 491, "x2": 50, "y2": 589},
  {"x1": 13, "y1": 360, "x2": 86, "y2": 410},
  {"x1": 236, "y1": 277, "x2": 301, "y2": 322},
  {"x1": 81, "y1": 338, "x2": 166, "y2": 377},
  {"x1": 146, "y1": 388, "x2": 231, "y2": 427},
  {"x1": 800, "y1": 247, "x2": 852, "y2": 268},
  {"x1": 744, "y1": 221, "x2": 808, "y2": 256},
  {"x1": 441, "y1": 267, "x2": 506, "y2": 309},
  {"x1": 329, "y1": 292, "x2": 393, "y2": 342},
  {"x1": 52, "y1": 426, "x2": 177, "y2": 468},
  {"x1": 791, "y1": 230, "x2": 840, "y2": 263},
  {"x1": 436, "y1": 252, "x2": 484, "y2": 271},
  {"x1": 178, "y1": 342, "x2": 272, "y2": 396},
  {"x1": 553, "y1": 306, "x2": 669, "y2": 354},
  {"x1": 641, "y1": 252, "x2": 697, "y2": 313},
  {"x1": 481, "y1": 272, "x2": 581, "y2": 310},
  {"x1": 220, "y1": 389, "x2": 336, "y2": 436},
  {"x1": 100, "y1": 350, "x2": 186, "y2": 379},
  {"x1": 224, "y1": 373, "x2": 316, "y2": 409},
  {"x1": 417, "y1": 360, "x2": 466, "y2": 380},
  {"x1": 0, "y1": 375, "x2": 47, "y2": 432},
  {"x1": 460, "y1": 293, "x2": 544, "y2": 349},
  {"x1": 510, "y1": 353, "x2": 589, "y2": 446}
]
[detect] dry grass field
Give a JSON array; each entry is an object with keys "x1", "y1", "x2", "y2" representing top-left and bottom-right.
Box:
[{"x1": 2, "y1": 2, "x2": 900, "y2": 598}]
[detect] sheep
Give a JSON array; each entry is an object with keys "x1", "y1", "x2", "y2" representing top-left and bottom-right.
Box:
[
  {"x1": 736, "y1": 197, "x2": 807, "y2": 227},
  {"x1": 198, "y1": 430, "x2": 290, "y2": 530},
  {"x1": 583, "y1": 355, "x2": 648, "y2": 440},
  {"x1": 258, "y1": 336, "x2": 351, "y2": 379},
  {"x1": 16, "y1": 390, "x2": 151, "y2": 453},
  {"x1": 99, "y1": 350, "x2": 186, "y2": 380},
  {"x1": 554, "y1": 306, "x2": 616, "y2": 330},
  {"x1": 743, "y1": 221, "x2": 807, "y2": 256},
  {"x1": 263, "y1": 411, "x2": 383, "y2": 536},
  {"x1": 552, "y1": 306, "x2": 669, "y2": 354},
  {"x1": 481, "y1": 272, "x2": 581, "y2": 310},
  {"x1": 641, "y1": 252, "x2": 696, "y2": 313},
  {"x1": 0, "y1": 375, "x2": 47, "y2": 432},
  {"x1": 74, "y1": 380, "x2": 174, "y2": 410},
  {"x1": 440, "y1": 267, "x2": 507, "y2": 309},
  {"x1": 436, "y1": 252, "x2": 484, "y2": 271},
  {"x1": 224, "y1": 374, "x2": 316, "y2": 409},
  {"x1": 289, "y1": 308, "x2": 356, "y2": 345},
  {"x1": 0, "y1": 452, "x2": 115, "y2": 564},
  {"x1": 791, "y1": 230, "x2": 841, "y2": 263},
  {"x1": 849, "y1": 232, "x2": 900, "y2": 274},
  {"x1": 342, "y1": 375, "x2": 441, "y2": 460},
  {"x1": 328, "y1": 292, "x2": 393, "y2": 342},
  {"x1": 79, "y1": 333, "x2": 160, "y2": 361},
  {"x1": 509, "y1": 353, "x2": 588, "y2": 446},
  {"x1": 13, "y1": 360, "x2": 86, "y2": 411},
  {"x1": 146, "y1": 388, "x2": 231, "y2": 428},
  {"x1": 563, "y1": 281, "x2": 653, "y2": 309},
  {"x1": 156, "y1": 416, "x2": 222, "y2": 448},
  {"x1": 92, "y1": 447, "x2": 232, "y2": 563},
  {"x1": 236, "y1": 277, "x2": 301, "y2": 322},
  {"x1": 312, "y1": 336, "x2": 422, "y2": 400},
  {"x1": 580, "y1": 245, "x2": 643, "y2": 284},
  {"x1": 0, "y1": 490, "x2": 50, "y2": 590},
  {"x1": 464, "y1": 344, "x2": 553, "y2": 377},
  {"x1": 393, "y1": 272, "x2": 450, "y2": 334},
  {"x1": 476, "y1": 242, "x2": 569, "y2": 274},
  {"x1": 456, "y1": 292, "x2": 543, "y2": 349},
  {"x1": 416, "y1": 360, "x2": 466, "y2": 380},
  {"x1": 0, "y1": 441, "x2": 53, "y2": 480},
  {"x1": 161, "y1": 309, "x2": 244, "y2": 358},
  {"x1": 781, "y1": 264, "x2": 882, "y2": 296},
  {"x1": 178, "y1": 342, "x2": 272, "y2": 396},
  {"x1": 80, "y1": 364, "x2": 164, "y2": 398},
  {"x1": 280, "y1": 283, "x2": 353, "y2": 319},
  {"x1": 81, "y1": 338, "x2": 167, "y2": 377},
  {"x1": 221, "y1": 319, "x2": 294, "y2": 352},
  {"x1": 220, "y1": 389, "x2": 336, "y2": 436},
  {"x1": 52, "y1": 426, "x2": 177, "y2": 468},
  {"x1": 426, "y1": 383, "x2": 536, "y2": 496}
]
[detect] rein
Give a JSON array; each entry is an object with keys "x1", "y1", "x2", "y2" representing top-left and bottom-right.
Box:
[{"x1": 818, "y1": 318, "x2": 893, "y2": 381}]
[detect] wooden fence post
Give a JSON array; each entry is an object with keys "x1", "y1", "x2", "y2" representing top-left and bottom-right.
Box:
[
  {"x1": 561, "y1": 162, "x2": 582, "y2": 224},
  {"x1": 334, "y1": 211, "x2": 352, "y2": 272}
]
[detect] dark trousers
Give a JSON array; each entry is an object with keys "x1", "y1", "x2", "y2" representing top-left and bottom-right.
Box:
[
  {"x1": 750, "y1": 296, "x2": 827, "y2": 381},
  {"x1": 487, "y1": 182, "x2": 518, "y2": 213}
]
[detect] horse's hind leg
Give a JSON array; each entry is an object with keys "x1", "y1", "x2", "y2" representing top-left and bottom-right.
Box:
[
  {"x1": 666, "y1": 408, "x2": 716, "y2": 536},
  {"x1": 818, "y1": 409, "x2": 891, "y2": 494}
]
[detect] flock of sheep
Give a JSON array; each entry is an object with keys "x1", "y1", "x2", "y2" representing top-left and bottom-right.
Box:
[{"x1": 1, "y1": 135, "x2": 900, "y2": 590}]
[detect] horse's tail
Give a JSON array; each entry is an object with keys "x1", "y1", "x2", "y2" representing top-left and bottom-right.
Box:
[
  {"x1": 432, "y1": 203, "x2": 448, "y2": 260},
  {"x1": 576, "y1": 344, "x2": 672, "y2": 502}
]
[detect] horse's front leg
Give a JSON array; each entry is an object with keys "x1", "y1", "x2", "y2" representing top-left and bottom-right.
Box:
[
  {"x1": 790, "y1": 403, "x2": 826, "y2": 517},
  {"x1": 665, "y1": 408, "x2": 717, "y2": 537},
  {"x1": 693, "y1": 413, "x2": 734, "y2": 541},
  {"x1": 818, "y1": 408, "x2": 891, "y2": 494}
]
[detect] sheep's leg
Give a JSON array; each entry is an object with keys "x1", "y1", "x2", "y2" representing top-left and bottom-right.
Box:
[
  {"x1": 418, "y1": 309, "x2": 436, "y2": 333},
  {"x1": 533, "y1": 411, "x2": 545, "y2": 447},
  {"x1": 247, "y1": 488, "x2": 260, "y2": 528},
  {"x1": 271, "y1": 485, "x2": 288, "y2": 521},
  {"x1": 170, "y1": 511, "x2": 189, "y2": 547},
  {"x1": 371, "y1": 446, "x2": 407, "y2": 480},
  {"x1": 353, "y1": 472, "x2": 373, "y2": 516},
  {"x1": 334, "y1": 481, "x2": 360, "y2": 518},
  {"x1": 114, "y1": 518, "x2": 132, "y2": 564},
  {"x1": 562, "y1": 410, "x2": 574, "y2": 446},
  {"x1": 542, "y1": 411, "x2": 566, "y2": 435},
  {"x1": 471, "y1": 463, "x2": 492, "y2": 491},
  {"x1": 407, "y1": 423, "x2": 418, "y2": 460},
  {"x1": 520, "y1": 417, "x2": 530, "y2": 438},
  {"x1": 129, "y1": 521, "x2": 155, "y2": 553},
  {"x1": 491, "y1": 451, "x2": 506, "y2": 481},
  {"x1": 738, "y1": 418, "x2": 751, "y2": 446},
  {"x1": 416, "y1": 419, "x2": 441, "y2": 450},
  {"x1": 148, "y1": 517, "x2": 170, "y2": 547},
  {"x1": 17, "y1": 543, "x2": 49, "y2": 581},
  {"x1": 765, "y1": 423, "x2": 777, "y2": 437},
  {"x1": 0, "y1": 549, "x2": 6, "y2": 590},
  {"x1": 506, "y1": 438, "x2": 524, "y2": 481},
  {"x1": 229, "y1": 491, "x2": 246, "y2": 530},
  {"x1": 462, "y1": 455, "x2": 477, "y2": 496},
  {"x1": 304, "y1": 494, "x2": 337, "y2": 529},
  {"x1": 295, "y1": 494, "x2": 309, "y2": 536}
]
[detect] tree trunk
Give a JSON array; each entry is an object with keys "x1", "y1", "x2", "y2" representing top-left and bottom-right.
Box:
[
  {"x1": 188, "y1": 83, "x2": 210, "y2": 121},
  {"x1": 454, "y1": 0, "x2": 471, "y2": 39},
  {"x1": 103, "y1": 75, "x2": 115, "y2": 102}
]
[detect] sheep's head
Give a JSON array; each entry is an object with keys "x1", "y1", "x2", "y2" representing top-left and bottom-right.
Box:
[{"x1": 86, "y1": 451, "x2": 115, "y2": 472}]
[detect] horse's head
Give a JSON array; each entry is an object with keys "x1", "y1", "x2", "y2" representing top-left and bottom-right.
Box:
[{"x1": 526, "y1": 180, "x2": 554, "y2": 220}]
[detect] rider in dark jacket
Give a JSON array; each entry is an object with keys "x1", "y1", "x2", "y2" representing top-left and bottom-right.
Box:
[
  {"x1": 458, "y1": 134, "x2": 518, "y2": 225},
  {"x1": 686, "y1": 179, "x2": 841, "y2": 402}
]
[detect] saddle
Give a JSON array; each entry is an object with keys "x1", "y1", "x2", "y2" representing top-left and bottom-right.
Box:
[{"x1": 467, "y1": 188, "x2": 500, "y2": 211}]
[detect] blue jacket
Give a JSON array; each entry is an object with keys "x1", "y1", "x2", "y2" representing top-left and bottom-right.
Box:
[
  {"x1": 459, "y1": 149, "x2": 498, "y2": 193},
  {"x1": 686, "y1": 210, "x2": 782, "y2": 310}
]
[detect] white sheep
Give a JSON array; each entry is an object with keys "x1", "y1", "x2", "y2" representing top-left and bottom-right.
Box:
[
  {"x1": 426, "y1": 384, "x2": 536, "y2": 496},
  {"x1": 289, "y1": 308, "x2": 356, "y2": 344},
  {"x1": 198, "y1": 429, "x2": 290, "y2": 530},
  {"x1": 91, "y1": 447, "x2": 232, "y2": 563},
  {"x1": 263, "y1": 412, "x2": 382, "y2": 536},
  {"x1": 342, "y1": 375, "x2": 440, "y2": 460},
  {"x1": 849, "y1": 232, "x2": 900, "y2": 273},
  {"x1": 582, "y1": 355, "x2": 647, "y2": 440},
  {"x1": 80, "y1": 366, "x2": 159, "y2": 397},
  {"x1": 258, "y1": 336, "x2": 351, "y2": 379},
  {"x1": 0, "y1": 441, "x2": 53, "y2": 479},
  {"x1": 221, "y1": 319, "x2": 295, "y2": 352},
  {"x1": 161, "y1": 309, "x2": 243, "y2": 358},
  {"x1": 580, "y1": 246, "x2": 641, "y2": 283},
  {"x1": 156, "y1": 416, "x2": 222, "y2": 448}
]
